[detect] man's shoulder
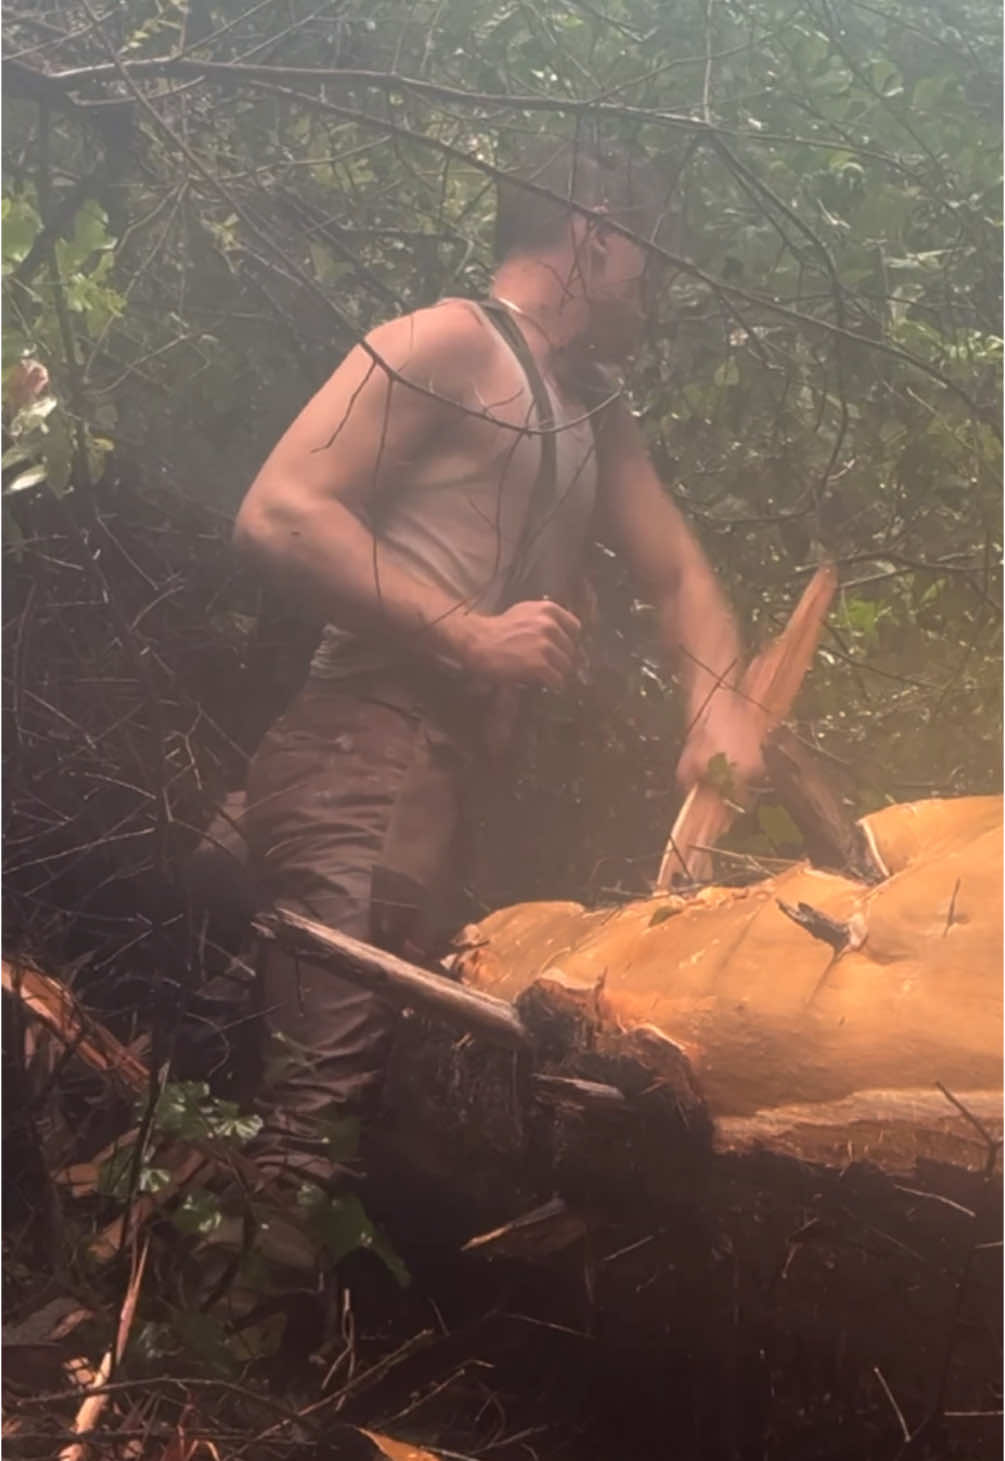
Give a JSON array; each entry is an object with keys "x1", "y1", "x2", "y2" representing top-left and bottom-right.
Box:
[{"x1": 365, "y1": 298, "x2": 497, "y2": 374}]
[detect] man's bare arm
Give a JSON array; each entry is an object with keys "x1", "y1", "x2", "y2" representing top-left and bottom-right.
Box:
[
  {"x1": 596, "y1": 400, "x2": 764, "y2": 785},
  {"x1": 233, "y1": 303, "x2": 580, "y2": 689}
]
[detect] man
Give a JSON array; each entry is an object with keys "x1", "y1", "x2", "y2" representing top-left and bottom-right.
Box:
[{"x1": 233, "y1": 142, "x2": 764, "y2": 1188}]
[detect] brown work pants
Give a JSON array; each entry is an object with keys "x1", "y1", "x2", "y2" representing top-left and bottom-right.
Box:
[{"x1": 242, "y1": 675, "x2": 482, "y2": 1184}]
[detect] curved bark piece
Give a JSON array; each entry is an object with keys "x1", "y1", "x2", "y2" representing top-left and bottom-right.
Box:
[{"x1": 658, "y1": 562, "x2": 839, "y2": 887}]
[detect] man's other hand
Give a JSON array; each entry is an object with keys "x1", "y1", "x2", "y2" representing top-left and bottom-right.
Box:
[
  {"x1": 449, "y1": 601, "x2": 582, "y2": 691},
  {"x1": 676, "y1": 691, "x2": 767, "y2": 794}
]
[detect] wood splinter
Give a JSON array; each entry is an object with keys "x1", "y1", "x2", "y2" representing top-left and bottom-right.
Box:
[
  {"x1": 776, "y1": 899, "x2": 867, "y2": 955},
  {"x1": 763, "y1": 726, "x2": 888, "y2": 883},
  {"x1": 532, "y1": 1073, "x2": 629, "y2": 1112}
]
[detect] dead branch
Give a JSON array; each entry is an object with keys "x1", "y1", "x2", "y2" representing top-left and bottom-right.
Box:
[
  {"x1": 2, "y1": 959, "x2": 147, "y2": 1094},
  {"x1": 255, "y1": 907, "x2": 531, "y2": 1050}
]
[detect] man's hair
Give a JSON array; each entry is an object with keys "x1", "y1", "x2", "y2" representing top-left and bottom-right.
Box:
[{"x1": 494, "y1": 139, "x2": 674, "y2": 261}]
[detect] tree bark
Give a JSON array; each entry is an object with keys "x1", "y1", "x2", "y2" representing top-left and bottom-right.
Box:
[{"x1": 764, "y1": 724, "x2": 887, "y2": 880}]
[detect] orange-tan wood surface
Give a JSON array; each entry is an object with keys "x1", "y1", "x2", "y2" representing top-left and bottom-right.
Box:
[{"x1": 456, "y1": 796, "x2": 1003, "y2": 1174}]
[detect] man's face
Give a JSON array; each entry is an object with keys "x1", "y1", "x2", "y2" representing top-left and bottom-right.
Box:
[{"x1": 579, "y1": 227, "x2": 655, "y2": 363}]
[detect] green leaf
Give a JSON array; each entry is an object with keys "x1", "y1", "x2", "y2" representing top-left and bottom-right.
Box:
[
  {"x1": 38, "y1": 418, "x2": 73, "y2": 496},
  {"x1": 1, "y1": 194, "x2": 41, "y2": 264},
  {"x1": 757, "y1": 803, "x2": 802, "y2": 849},
  {"x1": 72, "y1": 202, "x2": 115, "y2": 259},
  {"x1": 8, "y1": 395, "x2": 58, "y2": 435},
  {"x1": 97, "y1": 1143, "x2": 137, "y2": 1199},
  {"x1": 2, "y1": 333, "x2": 34, "y2": 373},
  {"x1": 682, "y1": 383, "x2": 708, "y2": 418},
  {"x1": 139, "y1": 1165, "x2": 171, "y2": 1194},
  {"x1": 168, "y1": 1311, "x2": 238, "y2": 1378},
  {"x1": 309, "y1": 241, "x2": 352, "y2": 285},
  {"x1": 838, "y1": 594, "x2": 889, "y2": 648},
  {"x1": 713, "y1": 358, "x2": 740, "y2": 388},
  {"x1": 229, "y1": 1312, "x2": 288, "y2": 1362},
  {"x1": 870, "y1": 58, "x2": 903, "y2": 96},
  {"x1": 133, "y1": 1322, "x2": 176, "y2": 1364},
  {"x1": 298, "y1": 1188, "x2": 410, "y2": 1286},
  {"x1": 86, "y1": 433, "x2": 115, "y2": 482},
  {"x1": 912, "y1": 75, "x2": 946, "y2": 111},
  {"x1": 149, "y1": 1080, "x2": 262, "y2": 1146},
  {"x1": 97, "y1": 1142, "x2": 168, "y2": 1200},
  {"x1": 172, "y1": 1190, "x2": 224, "y2": 1237},
  {"x1": 704, "y1": 752, "x2": 737, "y2": 797},
  {"x1": 3, "y1": 463, "x2": 47, "y2": 494}
]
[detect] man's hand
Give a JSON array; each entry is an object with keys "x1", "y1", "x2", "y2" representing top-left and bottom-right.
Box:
[
  {"x1": 675, "y1": 690, "x2": 767, "y2": 794},
  {"x1": 569, "y1": 573, "x2": 599, "y2": 630},
  {"x1": 448, "y1": 600, "x2": 582, "y2": 691}
]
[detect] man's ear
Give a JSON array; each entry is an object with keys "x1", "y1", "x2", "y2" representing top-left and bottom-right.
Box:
[{"x1": 569, "y1": 213, "x2": 609, "y2": 279}]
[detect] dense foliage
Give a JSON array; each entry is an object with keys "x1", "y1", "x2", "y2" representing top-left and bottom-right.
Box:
[
  {"x1": 2, "y1": 9, "x2": 1002, "y2": 1454},
  {"x1": 3, "y1": 0, "x2": 1002, "y2": 921}
]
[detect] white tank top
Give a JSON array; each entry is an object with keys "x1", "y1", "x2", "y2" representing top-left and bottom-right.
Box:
[{"x1": 310, "y1": 303, "x2": 602, "y2": 683}]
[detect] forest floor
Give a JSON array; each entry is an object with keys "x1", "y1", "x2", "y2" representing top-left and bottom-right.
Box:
[{"x1": 3, "y1": 949, "x2": 1001, "y2": 1461}]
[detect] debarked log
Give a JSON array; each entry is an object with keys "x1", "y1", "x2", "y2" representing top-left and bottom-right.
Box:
[
  {"x1": 254, "y1": 798, "x2": 1003, "y2": 1186},
  {"x1": 454, "y1": 794, "x2": 1003, "y2": 1177}
]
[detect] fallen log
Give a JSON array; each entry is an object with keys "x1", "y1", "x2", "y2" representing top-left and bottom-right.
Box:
[
  {"x1": 236, "y1": 796, "x2": 1004, "y2": 1186},
  {"x1": 359, "y1": 793, "x2": 1002, "y2": 1450},
  {"x1": 6, "y1": 796, "x2": 1001, "y2": 1451},
  {"x1": 455, "y1": 793, "x2": 1002, "y2": 1172}
]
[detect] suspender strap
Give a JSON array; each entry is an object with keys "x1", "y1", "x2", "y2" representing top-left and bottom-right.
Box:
[{"x1": 479, "y1": 299, "x2": 558, "y2": 607}]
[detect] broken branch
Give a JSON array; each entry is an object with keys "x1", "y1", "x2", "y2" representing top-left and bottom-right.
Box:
[{"x1": 255, "y1": 908, "x2": 531, "y2": 1050}]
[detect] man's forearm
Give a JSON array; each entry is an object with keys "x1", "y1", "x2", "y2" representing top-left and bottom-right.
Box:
[
  {"x1": 655, "y1": 546, "x2": 743, "y2": 723},
  {"x1": 235, "y1": 494, "x2": 478, "y2": 670}
]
